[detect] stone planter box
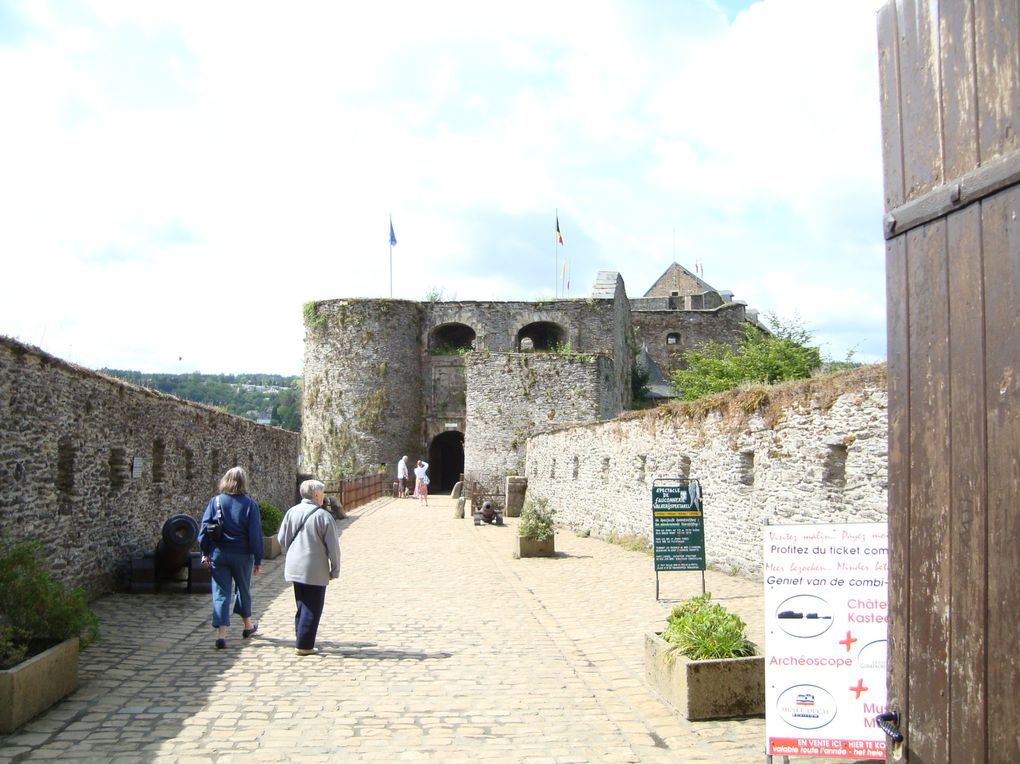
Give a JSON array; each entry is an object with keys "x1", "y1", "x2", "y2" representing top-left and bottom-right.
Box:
[
  {"x1": 263, "y1": 536, "x2": 282, "y2": 560},
  {"x1": 515, "y1": 535, "x2": 555, "y2": 557},
  {"x1": 0, "y1": 637, "x2": 79, "y2": 733},
  {"x1": 644, "y1": 631, "x2": 764, "y2": 721}
]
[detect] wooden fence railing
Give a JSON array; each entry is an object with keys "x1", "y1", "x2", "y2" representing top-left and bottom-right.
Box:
[{"x1": 329, "y1": 473, "x2": 388, "y2": 512}]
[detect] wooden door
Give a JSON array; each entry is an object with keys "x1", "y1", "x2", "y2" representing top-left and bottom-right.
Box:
[{"x1": 878, "y1": 1, "x2": 1020, "y2": 761}]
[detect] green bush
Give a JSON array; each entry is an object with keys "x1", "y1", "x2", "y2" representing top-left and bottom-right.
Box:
[
  {"x1": 669, "y1": 313, "x2": 822, "y2": 400},
  {"x1": 0, "y1": 540, "x2": 100, "y2": 669},
  {"x1": 661, "y1": 593, "x2": 756, "y2": 661},
  {"x1": 518, "y1": 497, "x2": 555, "y2": 541},
  {"x1": 259, "y1": 502, "x2": 283, "y2": 537}
]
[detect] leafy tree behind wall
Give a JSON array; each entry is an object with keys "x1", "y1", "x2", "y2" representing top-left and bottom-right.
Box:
[
  {"x1": 668, "y1": 313, "x2": 822, "y2": 400},
  {"x1": 99, "y1": 370, "x2": 302, "y2": 432}
]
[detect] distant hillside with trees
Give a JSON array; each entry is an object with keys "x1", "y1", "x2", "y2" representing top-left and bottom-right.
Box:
[{"x1": 99, "y1": 370, "x2": 301, "y2": 432}]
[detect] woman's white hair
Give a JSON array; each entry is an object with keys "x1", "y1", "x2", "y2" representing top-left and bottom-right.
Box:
[{"x1": 299, "y1": 479, "x2": 325, "y2": 500}]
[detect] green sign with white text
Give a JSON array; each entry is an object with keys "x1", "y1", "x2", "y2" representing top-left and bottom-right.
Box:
[{"x1": 651, "y1": 480, "x2": 705, "y2": 572}]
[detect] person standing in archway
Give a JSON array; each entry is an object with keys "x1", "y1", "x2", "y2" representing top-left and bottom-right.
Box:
[
  {"x1": 397, "y1": 455, "x2": 409, "y2": 498},
  {"x1": 413, "y1": 459, "x2": 430, "y2": 507}
]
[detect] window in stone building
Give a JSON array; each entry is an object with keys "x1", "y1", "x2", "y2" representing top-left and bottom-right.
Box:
[
  {"x1": 679, "y1": 455, "x2": 691, "y2": 479},
  {"x1": 666, "y1": 333, "x2": 680, "y2": 345},
  {"x1": 131, "y1": 456, "x2": 144, "y2": 480},
  {"x1": 738, "y1": 450, "x2": 755, "y2": 486},
  {"x1": 637, "y1": 455, "x2": 647, "y2": 482},
  {"x1": 572, "y1": 456, "x2": 579, "y2": 479},
  {"x1": 602, "y1": 456, "x2": 611, "y2": 475},
  {"x1": 109, "y1": 448, "x2": 128, "y2": 490},
  {"x1": 57, "y1": 436, "x2": 75, "y2": 496},
  {"x1": 184, "y1": 447, "x2": 195, "y2": 481},
  {"x1": 211, "y1": 448, "x2": 221, "y2": 479},
  {"x1": 152, "y1": 438, "x2": 166, "y2": 484},
  {"x1": 429, "y1": 322, "x2": 476, "y2": 354},
  {"x1": 550, "y1": 459, "x2": 556, "y2": 479},
  {"x1": 517, "y1": 321, "x2": 567, "y2": 352},
  {"x1": 823, "y1": 443, "x2": 848, "y2": 488}
]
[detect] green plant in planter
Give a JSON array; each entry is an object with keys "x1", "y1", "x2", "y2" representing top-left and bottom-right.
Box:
[
  {"x1": 661, "y1": 593, "x2": 756, "y2": 662},
  {"x1": 517, "y1": 498, "x2": 554, "y2": 541},
  {"x1": 0, "y1": 540, "x2": 100, "y2": 669},
  {"x1": 259, "y1": 502, "x2": 283, "y2": 537}
]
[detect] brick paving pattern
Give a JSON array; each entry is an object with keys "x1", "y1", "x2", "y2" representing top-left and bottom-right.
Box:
[{"x1": 1, "y1": 495, "x2": 782, "y2": 763}]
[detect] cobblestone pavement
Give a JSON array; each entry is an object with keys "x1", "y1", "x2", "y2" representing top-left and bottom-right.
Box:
[{"x1": 1, "y1": 495, "x2": 786, "y2": 763}]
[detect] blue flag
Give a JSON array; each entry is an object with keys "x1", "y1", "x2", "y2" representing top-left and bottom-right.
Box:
[{"x1": 389, "y1": 217, "x2": 397, "y2": 247}]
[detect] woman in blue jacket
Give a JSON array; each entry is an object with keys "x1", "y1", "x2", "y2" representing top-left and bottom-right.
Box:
[{"x1": 198, "y1": 467, "x2": 262, "y2": 650}]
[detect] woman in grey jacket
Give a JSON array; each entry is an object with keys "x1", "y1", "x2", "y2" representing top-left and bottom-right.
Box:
[{"x1": 276, "y1": 479, "x2": 341, "y2": 655}]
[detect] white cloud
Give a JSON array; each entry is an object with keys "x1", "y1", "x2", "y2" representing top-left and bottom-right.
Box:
[{"x1": 0, "y1": 0, "x2": 889, "y2": 373}]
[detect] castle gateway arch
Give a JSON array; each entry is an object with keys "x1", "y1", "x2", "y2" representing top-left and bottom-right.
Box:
[{"x1": 428, "y1": 430, "x2": 464, "y2": 493}]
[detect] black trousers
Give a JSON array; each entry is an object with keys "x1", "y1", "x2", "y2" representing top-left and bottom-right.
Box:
[{"x1": 293, "y1": 582, "x2": 327, "y2": 649}]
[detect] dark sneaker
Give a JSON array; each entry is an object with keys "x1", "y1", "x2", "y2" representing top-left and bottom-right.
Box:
[
  {"x1": 242, "y1": 624, "x2": 259, "y2": 639},
  {"x1": 215, "y1": 638, "x2": 226, "y2": 650}
]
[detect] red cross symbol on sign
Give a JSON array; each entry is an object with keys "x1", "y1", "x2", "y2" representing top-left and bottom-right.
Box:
[
  {"x1": 850, "y1": 679, "x2": 869, "y2": 699},
  {"x1": 839, "y1": 630, "x2": 858, "y2": 652}
]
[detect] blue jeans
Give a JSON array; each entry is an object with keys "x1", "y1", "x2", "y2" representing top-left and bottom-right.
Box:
[{"x1": 209, "y1": 549, "x2": 254, "y2": 628}]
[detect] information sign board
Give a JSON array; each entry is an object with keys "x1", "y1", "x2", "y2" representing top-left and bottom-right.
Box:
[
  {"x1": 764, "y1": 522, "x2": 888, "y2": 760},
  {"x1": 651, "y1": 480, "x2": 704, "y2": 572}
]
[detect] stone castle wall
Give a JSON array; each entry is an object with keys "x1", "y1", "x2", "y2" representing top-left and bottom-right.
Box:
[
  {"x1": 525, "y1": 365, "x2": 888, "y2": 578},
  {"x1": 464, "y1": 352, "x2": 621, "y2": 497},
  {"x1": 303, "y1": 293, "x2": 635, "y2": 483},
  {"x1": 301, "y1": 299, "x2": 423, "y2": 477},
  {"x1": 631, "y1": 302, "x2": 748, "y2": 377},
  {"x1": 0, "y1": 336, "x2": 300, "y2": 597},
  {"x1": 424, "y1": 298, "x2": 621, "y2": 354}
]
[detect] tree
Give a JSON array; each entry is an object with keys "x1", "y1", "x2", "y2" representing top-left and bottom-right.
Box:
[{"x1": 669, "y1": 313, "x2": 822, "y2": 400}]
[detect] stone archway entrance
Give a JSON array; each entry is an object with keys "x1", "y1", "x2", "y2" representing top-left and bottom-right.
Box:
[{"x1": 428, "y1": 431, "x2": 464, "y2": 494}]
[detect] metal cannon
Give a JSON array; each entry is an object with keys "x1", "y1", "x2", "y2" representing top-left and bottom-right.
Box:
[
  {"x1": 129, "y1": 514, "x2": 212, "y2": 594},
  {"x1": 473, "y1": 500, "x2": 504, "y2": 526}
]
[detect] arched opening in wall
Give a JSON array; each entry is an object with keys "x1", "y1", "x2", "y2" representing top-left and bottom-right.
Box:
[
  {"x1": 738, "y1": 450, "x2": 755, "y2": 486},
  {"x1": 152, "y1": 438, "x2": 166, "y2": 484},
  {"x1": 57, "y1": 437, "x2": 75, "y2": 516},
  {"x1": 427, "y1": 430, "x2": 464, "y2": 493},
  {"x1": 516, "y1": 321, "x2": 567, "y2": 352},
  {"x1": 823, "y1": 443, "x2": 848, "y2": 488},
  {"x1": 429, "y1": 323, "x2": 476, "y2": 355},
  {"x1": 109, "y1": 448, "x2": 128, "y2": 491},
  {"x1": 678, "y1": 455, "x2": 691, "y2": 479},
  {"x1": 666, "y1": 332, "x2": 680, "y2": 346}
]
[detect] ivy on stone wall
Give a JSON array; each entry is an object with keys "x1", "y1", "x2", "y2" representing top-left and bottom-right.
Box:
[{"x1": 303, "y1": 302, "x2": 329, "y2": 334}]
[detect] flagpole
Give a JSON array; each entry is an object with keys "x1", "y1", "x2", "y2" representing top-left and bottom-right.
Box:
[
  {"x1": 389, "y1": 214, "x2": 394, "y2": 298},
  {"x1": 554, "y1": 208, "x2": 559, "y2": 298}
]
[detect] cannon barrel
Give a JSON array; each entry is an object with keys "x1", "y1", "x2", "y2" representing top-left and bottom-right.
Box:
[{"x1": 155, "y1": 514, "x2": 198, "y2": 578}]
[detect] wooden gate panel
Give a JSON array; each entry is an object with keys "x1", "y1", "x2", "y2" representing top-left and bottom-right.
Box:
[
  {"x1": 884, "y1": 232, "x2": 910, "y2": 739},
  {"x1": 975, "y1": 0, "x2": 1020, "y2": 160},
  {"x1": 897, "y1": 1, "x2": 946, "y2": 199},
  {"x1": 878, "y1": 2, "x2": 905, "y2": 209},
  {"x1": 946, "y1": 203, "x2": 988, "y2": 764},
  {"x1": 982, "y1": 186, "x2": 1020, "y2": 759},
  {"x1": 905, "y1": 220, "x2": 952, "y2": 763},
  {"x1": 880, "y1": 1, "x2": 1020, "y2": 761},
  {"x1": 940, "y1": 1, "x2": 979, "y2": 180}
]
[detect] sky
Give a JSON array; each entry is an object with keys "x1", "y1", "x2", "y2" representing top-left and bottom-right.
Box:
[{"x1": 0, "y1": 0, "x2": 889, "y2": 376}]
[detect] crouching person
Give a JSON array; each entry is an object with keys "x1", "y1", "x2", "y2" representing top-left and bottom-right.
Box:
[{"x1": 277, "y1": 479, "x2": 341, "y2": 655}]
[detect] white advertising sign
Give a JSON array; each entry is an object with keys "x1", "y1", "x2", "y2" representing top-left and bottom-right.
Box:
[{"x1": 764, "y1": 522, "x2": 888, "y2": 760}]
